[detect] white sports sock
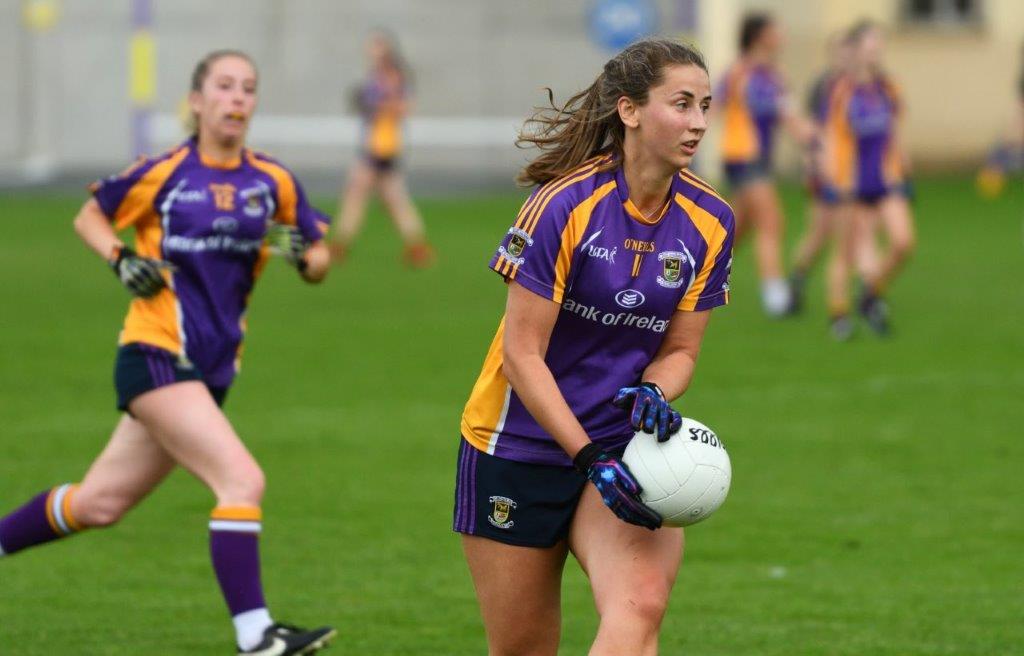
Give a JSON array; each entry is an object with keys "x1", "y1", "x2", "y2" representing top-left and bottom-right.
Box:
[
  {"x1": 761, "y1": 278, "x2": 791, "y2": 317},
  {"x1": 0, "y1": 539, "x2": 6, "y2": 557},
  {"x1": 234, "y1": 607, "x2": 274, "y2": 651}
]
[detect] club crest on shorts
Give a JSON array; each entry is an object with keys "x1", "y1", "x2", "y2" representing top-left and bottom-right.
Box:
[
  {"x1": 498, "y1": 227, "x2": 533, "y2": 266},
  {"x1": 488, "y1": 495, "x2": 517, "y2": 529}
]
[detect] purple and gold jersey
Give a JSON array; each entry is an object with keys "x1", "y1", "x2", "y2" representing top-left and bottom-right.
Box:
[
  {"x1": 821, "y1": 74, "x2": 904, "y2": 199},
  {"x1": 90, "y1": 138, "x2": 328, "y2": 388},
  {"x1": 461, "y1": 157, "x2": 735, "y2": 466},
  {"x1": 719, "y1": 63, "x2": 786, "y2": 165},
  {"x1": 360, "y1": 71, "x2": 406, "y2": 160}
]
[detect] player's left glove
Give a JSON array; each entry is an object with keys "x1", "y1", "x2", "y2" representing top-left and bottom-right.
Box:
[
  {"x1": 265, "y1": 223, "x2": 309, "y2": 272},
  {"x1": 574, "y1": 442, "x2": 661, "y2": 530},
  {"x1": 613, "y1": 382, "x2": 682, "y2": 442}
]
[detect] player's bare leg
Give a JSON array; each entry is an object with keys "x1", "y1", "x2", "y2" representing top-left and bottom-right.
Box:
[
  {"x1": 0, "y1": 414, "x2": 174, "y2": 556},
  {"x1": 852, "y1": 204, "x2": 881, "y2": 284},
  {"x1": 872, "y1": 195, "x2": 915, "y2": 294},
  {"x1": 331, "y1": 160, "x2": 377, "y2": 264},
  {"x1": 462, "y1": 535, "x2": 567, "y2": 656},
  {"x1": 787, "y1": 200, "x2": 834, "y2": 314},
  {"x1": 379, "y1": 170, "x2": 434, "y2": 268},
  {"x1": 130, "y1": 382, "x2": 264, "y2": 507},
  {"x1": 730, "y1": 188, "x2": 751, "y2": 242},
  {"x1": 70, "y1": 414, "x2": 176, "y2": 527},
  {"x1": 826, "y1": 204, "x2": 856, "y2": 340},
  {"x1": 743, "y1": 180, "x2": 790, "y2": 315},
  {"x1": 569, "y1": 485, "x2": 684, "y2": 656},
  {"x1": 847, "y1": 199, "x2": 897, "y2": 335},
  {"x1": 130, "y1": 382, "x2": 334, "y2": 654}
]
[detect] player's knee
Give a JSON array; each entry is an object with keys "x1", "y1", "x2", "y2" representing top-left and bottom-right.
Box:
[
  {"x1": 893, "y1": 234, "x2": 915, "y2": 260},
  {"x1": 220, "y1": 463, "x2": 266, "y2": 506},
  {"x1": 603, "y1": 576, "x2": 672, "y2": 629}
]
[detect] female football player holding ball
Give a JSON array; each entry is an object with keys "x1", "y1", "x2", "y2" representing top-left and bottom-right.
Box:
[{"x1": 455, "y1": 38, "x2": 734, "y2": 655}]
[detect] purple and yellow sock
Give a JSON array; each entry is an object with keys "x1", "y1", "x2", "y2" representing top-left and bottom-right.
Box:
[
  {"x1": 209, "y1": 506, "x2": 268, "y2": 618},
  {"x1": 0, "y1": 484, "x2": 84, "y2": 557}
]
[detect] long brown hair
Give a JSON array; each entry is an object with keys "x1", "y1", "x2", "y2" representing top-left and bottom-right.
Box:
[
  {"x1": 185, "y1": 49, "x2": 258, "y2": 137},
  {"x1": 516, "y1": 38, "x2": 707, "y2": 187}
]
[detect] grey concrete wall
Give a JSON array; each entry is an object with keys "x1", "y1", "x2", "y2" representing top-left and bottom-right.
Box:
[{"x1": 3, "y1": 0, "x2": 682, "y2": 184}]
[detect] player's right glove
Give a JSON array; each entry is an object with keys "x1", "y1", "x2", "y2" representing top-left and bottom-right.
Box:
[
  {"x1": 573, "y1": 442, "x2": 661, "y2": 530},
  {"x1": 108, "y1": 245, "x2": 173, "y2": 298}
]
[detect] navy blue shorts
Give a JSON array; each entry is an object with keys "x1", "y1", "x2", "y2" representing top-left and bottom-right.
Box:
[
  {"x1": 452, "y1": 438, "x2": 627, "y2": 548},
  {"x1": 818, "y1": 184, "x2": 902, "y2": 207},
  {"x1": 114, "y1": 343, "x2": 228, "y2": 412},
  {"x1": 362, "y1": 152, "x2": 398, "y2": 172},
  {"x1": 724, "y1": 159, "x2": 772, "y2": 189}
]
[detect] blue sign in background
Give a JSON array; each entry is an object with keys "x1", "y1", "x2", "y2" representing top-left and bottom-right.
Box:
[{"x1": 588, "y1": 0, "x2": 660, "y2": 51}]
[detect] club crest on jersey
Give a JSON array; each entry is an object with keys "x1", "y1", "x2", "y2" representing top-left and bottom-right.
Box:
[
  {"x1": 657, "y1": 252, "x2": 684, "y2": 288},
  {"x1": 487, "y1": 495, "x2": 517, "y2": 529},
  {"x1": 243, "y1": 195, "x2": 264, "y2": 218},
  {"x1": 499, "y1": 227, "x2": 533, "y2": 266},
  {"x1": 656, "y1": 241, "x2": 698, "y2": 289},
  {"x1": 239, "y1": 184, "x2": 271, "y2": 219}
]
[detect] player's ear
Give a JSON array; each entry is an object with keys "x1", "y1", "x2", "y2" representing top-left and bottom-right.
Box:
[
  {"x1": 187, "y1": 89, "x2": 204, "y2": 116},
  {"x1": 617, "y1": 96, "x2": 640, "y2": 129}
]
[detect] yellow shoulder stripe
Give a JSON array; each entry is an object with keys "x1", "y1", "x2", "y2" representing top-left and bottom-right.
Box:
[
  {"x1": 675, "y1": 192, "x2": 729, "y2": 311},
  {"x1": 679, "y1": 170, "x2": 729, "y2": 206},
  {"x1": 113, "y1": 146, "x2": 189, "y2": 230},
  {"x1": 520, "y1": 155, "x2": 608, "y2": 235},
  {"x1": 246, "y1": 151, "x2": 298, "y2": 226},
  {"x1": 547, "y1": 179, "x2": 617, "y2": 302}
]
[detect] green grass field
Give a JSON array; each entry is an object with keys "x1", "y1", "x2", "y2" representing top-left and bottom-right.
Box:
[{"x1": 1, "y1": 177, "x2": 1022, "y2": 655}]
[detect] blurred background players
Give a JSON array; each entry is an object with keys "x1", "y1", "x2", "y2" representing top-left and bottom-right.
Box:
[
  {"x1": 328, "y1": 29, "x2": 435, "y2": 268},
  {"x1": 820, "y1": 21, "x2": 915, "y2": 338},
  {"x1": 0, "y1": 50, "x2": 335, "y2": 655},
  {"x1": 455, "y1": 39, "x2": 733, "y2": 655},
  {"x1": 786, "y1": 31, "x2": 852, "y2": 315},
  {"x1": 717, "y1": 12, "x2": 814, "y2": 317},
  {"x1": 976, "y1": 39, "x2": 1024, "y2": 198}
]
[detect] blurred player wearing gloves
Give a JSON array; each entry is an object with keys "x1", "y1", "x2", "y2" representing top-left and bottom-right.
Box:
[
  {"x1": 0, "y1": 50, "x2": 335, "y2": 655},
  {"x1": 455, "y1": 38, "x2": 734, "y2": 655}
]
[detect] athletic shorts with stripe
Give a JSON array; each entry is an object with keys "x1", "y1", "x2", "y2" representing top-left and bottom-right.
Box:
[
  {"x1": 114, "y1": 342, "x2": 228, "y2": 412},
  {"x1": 452, "y1": 437, "x2": 627, "y2": 548}
]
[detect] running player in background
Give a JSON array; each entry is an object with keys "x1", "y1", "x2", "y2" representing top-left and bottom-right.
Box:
[
  {"x1": 820, "y1": 21, "x2": 915, "y2": 338},
  {"x1": 329, "y1": 29, "x2": 434, "y2": 268},
  {"x1": 976, "y1": 39, "x2": 1024, "y2": 197},
  {"x1": 0, "y1": 51, "x2": 335, "y2": 655},
  {"x1": 718, "y1": 12, "x2": 814, "y2": 317},
  {"x1": 786, "y1": 32, "x2": 852, "y2": 315},
  {"x1": 455, "y1": 39, "x2": 733, "y2": 655}
]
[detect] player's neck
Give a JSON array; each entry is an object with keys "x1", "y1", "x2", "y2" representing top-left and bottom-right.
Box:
[
  {"x1": 852, "y1": 63, "x2": 874, "y2": 84},
  {"x1": 621, "y1": 150, "x2": 674, "y2": 219},
  {"x1": 196, "y1": 135, "x2": 244, "y2": 166},
  {"x1": 744, "y1": 49, "x2": 771, "y2": 67}
]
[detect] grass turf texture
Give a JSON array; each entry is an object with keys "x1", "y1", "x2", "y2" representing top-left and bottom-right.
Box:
[{"x1": 0, "y1": 177, "x2": 1021, "y2": 654}]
